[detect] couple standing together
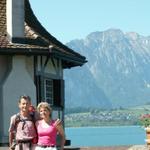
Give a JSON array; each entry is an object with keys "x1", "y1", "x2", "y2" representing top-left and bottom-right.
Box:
[{"x1": 9, "y1": 95, "x2": 66, "y2": 150}]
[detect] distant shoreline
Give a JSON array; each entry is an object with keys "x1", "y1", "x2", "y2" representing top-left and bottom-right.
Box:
[{"x1": 65, "y1": 107, "x2": 145, "y2": 127}]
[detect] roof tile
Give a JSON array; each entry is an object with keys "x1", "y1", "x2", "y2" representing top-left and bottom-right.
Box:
[{"x1": 0, "y1": 0, "x2": 86, "y2": 67}]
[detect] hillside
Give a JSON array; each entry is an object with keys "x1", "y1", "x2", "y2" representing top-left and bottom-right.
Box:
[{"x1": 64, "y1": 28, "x2": 150, "y2": 109}]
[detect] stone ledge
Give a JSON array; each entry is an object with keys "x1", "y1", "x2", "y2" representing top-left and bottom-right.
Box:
[
  {"x1": 0, "y1": 145, "x2": 149, "y2": 150},
  {"x1": 128, "y1": 145, "x2": 150, "y2": 150}
]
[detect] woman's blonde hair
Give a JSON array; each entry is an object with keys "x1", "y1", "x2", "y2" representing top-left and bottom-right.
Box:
[{"x1": 37, "y1": 102, "x2": 52, "y2": 113}]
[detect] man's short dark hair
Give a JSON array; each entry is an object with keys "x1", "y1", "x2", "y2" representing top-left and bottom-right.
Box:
[{"x1": 19, "y1": 95, "x2": 31, "y2": 103}]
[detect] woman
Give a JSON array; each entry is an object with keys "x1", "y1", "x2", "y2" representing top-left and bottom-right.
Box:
[{"x1": 35, "y1": 102, "x2": 66, "y2": 150}]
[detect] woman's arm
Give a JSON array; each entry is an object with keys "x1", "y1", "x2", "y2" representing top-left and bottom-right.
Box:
[{"x1": 55, "y1": 120, "x2": 66, "y2": 150}]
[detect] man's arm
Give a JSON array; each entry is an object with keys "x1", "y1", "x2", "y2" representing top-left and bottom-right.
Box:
[
  {"x1": 9, "y1": 132, "x2": 15, "y2": 149},
  {"x1": 8, "y1": 115, "x2": 16, "y2": 149}
]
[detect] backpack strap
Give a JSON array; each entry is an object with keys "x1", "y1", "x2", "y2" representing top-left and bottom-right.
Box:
[
  {"x1": 12, "y1": 112, "x2": 38, "y2": 144},
  {"x1": 14, "y1": 113, "x2": 35, "y2": 130},
  {"x1": 14, "y1": 113, "x2": 21, "y2": 130}
]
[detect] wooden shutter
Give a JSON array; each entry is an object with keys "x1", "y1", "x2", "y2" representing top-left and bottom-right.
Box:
[
  {"x1": 36, "y1": 75, "x2": 42, "y2": 104},
  {"x1": 53, "y1": 79, "x2": 64, "y2": 107}
]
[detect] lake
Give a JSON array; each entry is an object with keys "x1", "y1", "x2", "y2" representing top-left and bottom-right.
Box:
[{"x1": 65, "y1": 126, "x2": 146, "y2": 147}]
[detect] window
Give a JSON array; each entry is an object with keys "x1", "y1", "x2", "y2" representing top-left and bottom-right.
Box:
[
  {"x1": 36, "y1": 76, "x2": 64, "y2": 108},
  {"x1": 44, "y1": 78, "x2": 53, "y2": 105},
  {"x1": 53, "y1": 79, "x2": 64, "y2": 107}
]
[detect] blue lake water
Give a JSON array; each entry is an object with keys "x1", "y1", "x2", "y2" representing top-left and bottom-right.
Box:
[{"x1": 65, "y1": 126, "x2": 146, "y2": 147}]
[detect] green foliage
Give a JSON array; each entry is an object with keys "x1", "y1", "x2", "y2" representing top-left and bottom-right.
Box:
[{"x1": 140, "y1": 114, "x2": 150, "y2": 127}]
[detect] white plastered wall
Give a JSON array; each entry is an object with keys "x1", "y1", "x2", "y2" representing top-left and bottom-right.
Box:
[{"x1": 2, "y1": 55, "x2": 36, "y2": 136}]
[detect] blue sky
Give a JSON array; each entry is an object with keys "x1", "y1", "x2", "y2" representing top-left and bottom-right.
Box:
[{"x1": 30, "y1": 0, "x2": 150, "y2": 44}]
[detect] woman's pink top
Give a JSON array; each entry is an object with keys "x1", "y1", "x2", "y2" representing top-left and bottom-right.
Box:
[{"x1": 36, "y1": 120, "x2": 57, "y2": 146}]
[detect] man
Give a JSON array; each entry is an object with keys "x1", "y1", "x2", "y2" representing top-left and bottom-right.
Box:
[{"x1": 9, "y1": 95, "x2": 39, "y2": 150}]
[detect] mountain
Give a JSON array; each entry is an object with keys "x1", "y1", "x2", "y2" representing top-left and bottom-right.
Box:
[{"x1": 64, "y1": 28, "x2": 150, "y2": 109}]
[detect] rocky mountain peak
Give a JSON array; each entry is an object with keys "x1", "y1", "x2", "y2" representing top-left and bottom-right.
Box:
[
  {"x1": 65, "y1": 28, "x2": 150, "y2": 109},
  {"x1": 86, "y1": 28, "x2": 124, "y2": 42},
  {"x1": 125, "y1": 32, "x2": 140, "y2": 40}
]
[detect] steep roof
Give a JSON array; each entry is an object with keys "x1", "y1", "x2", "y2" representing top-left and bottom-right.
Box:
[{"x1": 0, "y1": 0, "x2": 87, "y2": 68}]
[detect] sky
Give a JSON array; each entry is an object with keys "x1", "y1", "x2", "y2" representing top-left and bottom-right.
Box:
[{"x1": 30, "y1": 0, "x2": 150, "y2": 44}]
